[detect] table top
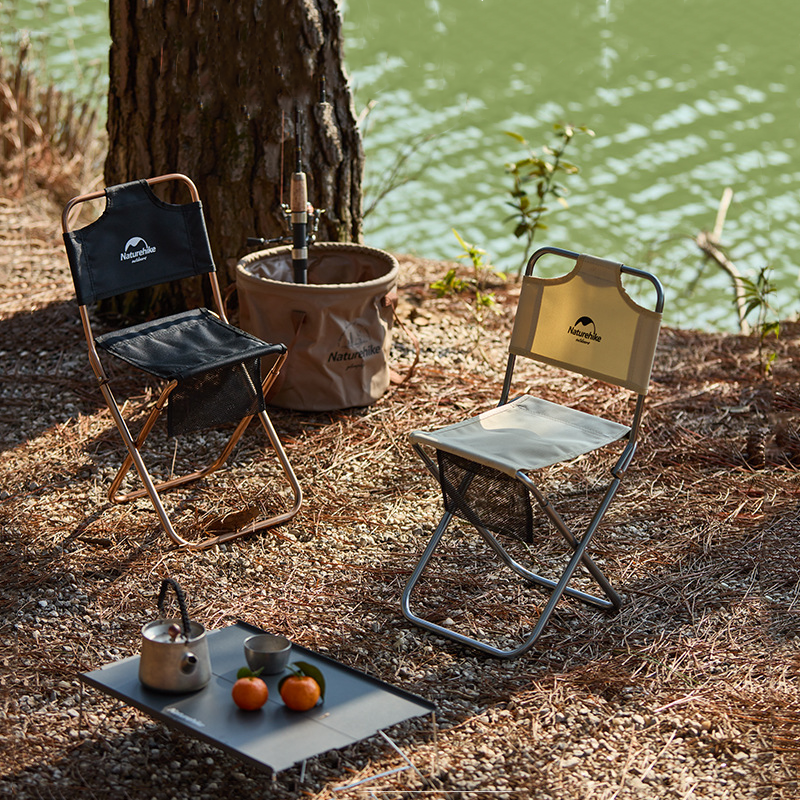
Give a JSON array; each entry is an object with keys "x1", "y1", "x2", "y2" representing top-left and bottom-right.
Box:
[{"x1": 80, "y1": 621, "x2": 435, "y2": 773}]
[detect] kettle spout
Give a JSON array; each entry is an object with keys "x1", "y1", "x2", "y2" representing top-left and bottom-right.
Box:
[{"x1": 180, "y1": 652, "x2": 199, "y2": 674}]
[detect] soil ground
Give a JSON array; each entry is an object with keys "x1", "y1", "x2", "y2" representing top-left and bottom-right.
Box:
[{"x1": 1, "y1": 191, "x2": 799, "y2": 799}]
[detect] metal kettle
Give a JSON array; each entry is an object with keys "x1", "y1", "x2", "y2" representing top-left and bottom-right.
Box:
[{"x1": 139, "y1": 578, "x2": 212, "y2": 693}]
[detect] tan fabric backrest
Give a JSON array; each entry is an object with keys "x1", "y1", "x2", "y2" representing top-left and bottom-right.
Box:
[{"x1": 509, "y1": 254, "x2": 662, "y2": 394}]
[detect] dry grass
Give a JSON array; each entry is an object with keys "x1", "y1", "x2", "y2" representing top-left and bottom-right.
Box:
[
  {"x1": 1, "y1": 119, "x2": 800, "y2": 797},
  {"x1": 1, "y1": 41, "x2": 105, "y2": 203}
]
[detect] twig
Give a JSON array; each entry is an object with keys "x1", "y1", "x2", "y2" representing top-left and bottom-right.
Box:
[{"x1": 693, "y1": 188, "x2": 749, "y2": 334}]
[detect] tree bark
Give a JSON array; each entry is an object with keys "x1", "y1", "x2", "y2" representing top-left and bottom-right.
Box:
[{"x1": 104, "y1": 0, "x2": 363, "y2": 317}]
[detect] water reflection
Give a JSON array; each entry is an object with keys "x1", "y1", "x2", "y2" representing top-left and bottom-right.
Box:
[
  {"x1": 345, "y1": 0, "x2": 799, "y2": 330},
  {"x1": 3, "y1": 0, "x2": 798, "y2": 330}
]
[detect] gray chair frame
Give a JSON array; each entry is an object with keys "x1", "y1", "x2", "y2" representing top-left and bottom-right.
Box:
[{"x1": 401, "y1": 246, "x2": 664, "y2": 657}]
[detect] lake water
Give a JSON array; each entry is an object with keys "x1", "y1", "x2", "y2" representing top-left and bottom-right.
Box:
[{"x1": 3, "y1": 0, "x2": 799, "y2": 331}]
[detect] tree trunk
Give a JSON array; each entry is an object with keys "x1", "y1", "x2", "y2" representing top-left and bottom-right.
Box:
[{"x1": 103, "y1": 0, "x2": 363, "y2": 317}]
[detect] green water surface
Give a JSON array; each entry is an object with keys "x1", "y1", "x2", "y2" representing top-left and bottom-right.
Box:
[{"x1": 3, "y1": 0, "x2": 798, "y2": 330}]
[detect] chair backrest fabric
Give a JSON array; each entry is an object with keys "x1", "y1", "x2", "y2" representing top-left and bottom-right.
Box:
[
  {"x1": 509, "y1": 254, "x2": 662, "y2": 395},
  {"x1": 63, "y1": 180, "x2": 216, "y2": 306}
]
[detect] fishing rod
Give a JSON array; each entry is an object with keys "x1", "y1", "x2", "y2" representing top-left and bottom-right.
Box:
[
  {"x1": 244, "y1": 205, "x2": 324, "y2": 253},
  {"x1": 290, "y1": 121, "x2": 308, "y2": 284},
  {"x1": 245, "y1": 110, "x2": 324, "y2": 282},
  {"x1": 245, "y1": 203, "x2": 324, "y2": 255}
]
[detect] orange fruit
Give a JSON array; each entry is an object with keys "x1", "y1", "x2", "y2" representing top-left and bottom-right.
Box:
[
  {"x1": 232, "y1": 675, "x2": 268, "y2": 710},
  {"x1": 278, "y1": 661, "x2": 325, "y2": 712},
  {"x1": 279, "y1": 674, "x2": 321, "y2": 711}
]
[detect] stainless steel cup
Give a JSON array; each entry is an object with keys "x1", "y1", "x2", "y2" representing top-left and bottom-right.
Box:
[{"x1": 243, "y1": 634, "x2": 292, "y2": 674}]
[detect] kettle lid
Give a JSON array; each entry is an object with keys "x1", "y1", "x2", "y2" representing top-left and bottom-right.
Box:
[{"x1": 142, "y1": 618, "x2": 205, "y2": 644}]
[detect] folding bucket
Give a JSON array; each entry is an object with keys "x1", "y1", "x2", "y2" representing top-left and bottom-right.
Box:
[{"x1": 236, "y1": 242, "x2": 399, "y2": 411}]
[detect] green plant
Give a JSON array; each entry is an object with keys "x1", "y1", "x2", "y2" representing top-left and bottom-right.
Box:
[
  {"x1": 430, "y1": 267, "x2": 468, "y2": 297},
  {"x1": 741, "y1": 265, "x2": 780, "y2": 375},
  {"x1": 503, "y1": 122, "x2": 594, "y2": 274},
  {"x1": 431, "y1": 229, "x2": 501, "y2": 295},
  {"x1": 432, "y1": 228, "x2": 504, "y2": 296},
  {"x1": 431, "y1": 229, "x2": 503, "y2": 362}
]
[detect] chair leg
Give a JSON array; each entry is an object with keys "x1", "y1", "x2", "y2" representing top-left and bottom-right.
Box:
[
  {"x1": 402, "y1": 506, "x2": 619, "y2": 658},
  {"x1": 401, "y1": 508, "x2": 557, "y2": 658},
  {"x1": 107, "y1": 381, "x2": 176, "y2": 503},
  {"x1": 109, "y1": 353, "x2": 289, "y2": 503},
  {"x1": 97, "y1": 379, "x2": 186, "y2": 547},
  {"x1": 518, "y1": 472, "x2": 623, "y2": 610},
  {"x1": 99, "y1": 371, "x2": 302, "y2": 550},
  {"x1": 474, "y1": 521, "x2": 620, "y2": 610},
  {"x1": 402, "y1": 447, "x2": 622, "y2": 657},
  {"x1": 109, "y1": 401, "x2": 256, "y2": 503}
]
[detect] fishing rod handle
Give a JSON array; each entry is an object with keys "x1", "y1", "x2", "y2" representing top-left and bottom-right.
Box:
[{"x1": 290, "y1": 171, "x2": 308, "y2": 215}]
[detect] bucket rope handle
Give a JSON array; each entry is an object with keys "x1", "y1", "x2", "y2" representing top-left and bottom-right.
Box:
[
  {"x1": 264, "y1": 309, "x2": 306, "y2": 402},
  {"x1": 157, "y1": 578, "x2": 192, "y2": 638}
]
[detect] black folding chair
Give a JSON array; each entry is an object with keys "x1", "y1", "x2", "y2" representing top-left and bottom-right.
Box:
[
  {"x1": 401, "y1": 246, "x2": 664, "y2": 657},
  {"x1": 62, "y1": 173, "x2": 302, "y2": 549}
]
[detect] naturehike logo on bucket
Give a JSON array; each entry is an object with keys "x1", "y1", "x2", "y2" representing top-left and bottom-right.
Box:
[
  {"x1": 120, "y1": 236, "x2": 157, "y2": 264},
  {"x1": 328, "y1": 322, "x2": 381, "y2": 368},
  {"x1": 568, "y1": 316, "x2": 601, "y2": 345}
]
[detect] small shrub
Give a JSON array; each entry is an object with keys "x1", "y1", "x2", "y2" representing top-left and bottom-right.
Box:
[
  {"x1": 503, "y1": 122, "x2": 594, "y2": 274},
  {"x1": 431, "y1": 229, "x2": 503, "y2": 363},
  {"x1": 741, "y1": 265, "x2": 781, "y2": 376}
]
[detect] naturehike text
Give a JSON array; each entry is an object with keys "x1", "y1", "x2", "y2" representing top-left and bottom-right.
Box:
[
  {"x1": 568, "y1": 325, "x2": 601, "y2": 342},
  {"x1": 328, "y1": 344, "x2": 381, "y2": 363},
  {"x1": 120, "y1": 245, "x2": 157, "y2": 261}
]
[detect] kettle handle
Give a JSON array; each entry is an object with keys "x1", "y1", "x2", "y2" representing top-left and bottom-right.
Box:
[{"x1": 157, "y1": 578, "x2": 192, "y2": 638}]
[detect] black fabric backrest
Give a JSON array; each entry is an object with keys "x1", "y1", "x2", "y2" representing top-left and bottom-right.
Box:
[{"x1": 63, "y1": 180, "x2": 216, "y2": 305}]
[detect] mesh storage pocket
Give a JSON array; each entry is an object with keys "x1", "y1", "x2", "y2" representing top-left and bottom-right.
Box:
[
  {"x1": 437, "y1": 451, "x2": 533, "y2": 543},
  {"x1": 168, "y1": 358, "x2": 265, "y2": 437}
]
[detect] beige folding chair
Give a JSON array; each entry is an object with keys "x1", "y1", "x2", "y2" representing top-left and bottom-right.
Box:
[
  {"x1": 401, "y1": 246, "x2": 664, "y2": 657},
  {"x1": 62, "y1": 174, "x2": 302, "y2": 550}
]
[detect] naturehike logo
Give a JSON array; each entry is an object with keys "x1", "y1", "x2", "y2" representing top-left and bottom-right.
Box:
[
  {"x1": 568, "y1": 316, "x2": 602, "y2": 344},
  {"x1": 328, "y1": 322, "x2": 381, "y2": 367},
  {"x1": 164, "y1": 707, "x2": 205, "y2": 728},
  {"x1": 120, "y1": 236, "x2": 156, "y2": 263}
]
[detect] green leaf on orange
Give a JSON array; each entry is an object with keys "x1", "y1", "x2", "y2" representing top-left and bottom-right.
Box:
[
  {"x1": 278, "y1": 661, "x2": 326, "y2": 700},
  {"x1": 237, "y1": 665, "x2": 263, "y2": 679}
]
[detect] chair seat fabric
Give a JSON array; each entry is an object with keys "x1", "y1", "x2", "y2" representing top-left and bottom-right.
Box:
[
  {"x1": 410, "y1": 394, "x2": 630, "y2": 477},
  {"x1": 97, "y1": 307, "x2": 287, "y2": 436},
  {"x1": 95, "y1": 307, "x2": 285, "y2": 380}
]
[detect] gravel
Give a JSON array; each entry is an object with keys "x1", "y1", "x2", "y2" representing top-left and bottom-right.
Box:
[{"x1": 1, "y1": 196, "x2": 799, "y2": 799}]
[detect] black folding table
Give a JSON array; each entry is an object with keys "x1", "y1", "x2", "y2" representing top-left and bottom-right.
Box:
[{"x1": 80, "y1": 621, "x2": 435, "y2": 774}]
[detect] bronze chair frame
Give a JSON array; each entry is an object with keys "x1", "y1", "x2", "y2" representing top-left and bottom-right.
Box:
[{"x1": 62, "y1": 173, "x2": 302, "y2": 549}]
